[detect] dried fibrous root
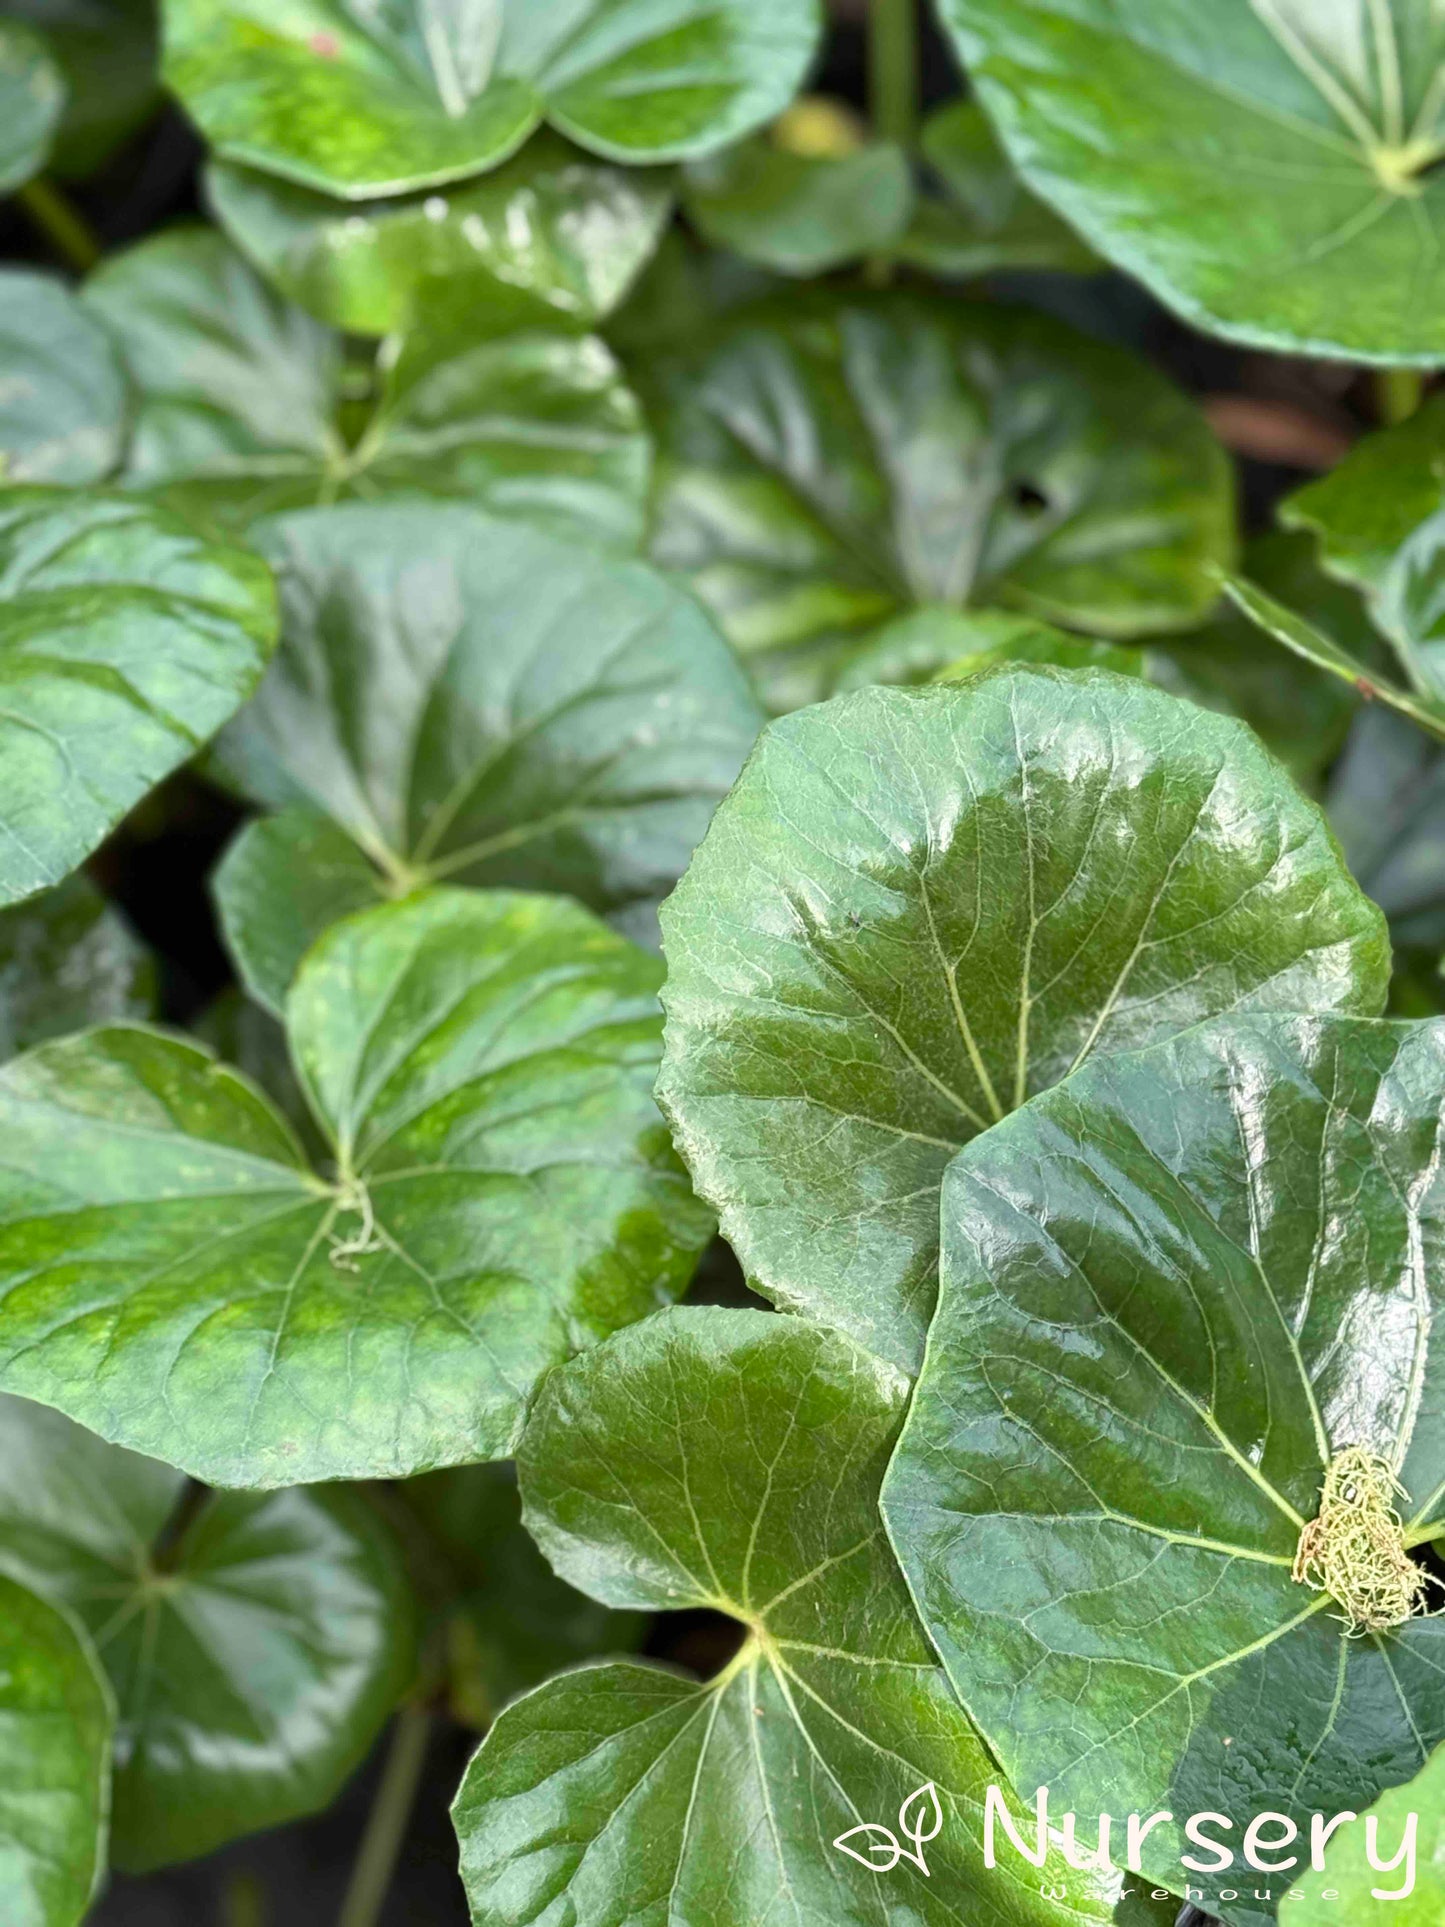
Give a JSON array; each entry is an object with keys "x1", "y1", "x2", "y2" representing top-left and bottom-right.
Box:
[
  {"x1": 328, "y1": 1175, "x2": 384, "y2": 1274},
  {"x1": 1292, "y1": 1447, "x2": 1439, "y2": 1636}
]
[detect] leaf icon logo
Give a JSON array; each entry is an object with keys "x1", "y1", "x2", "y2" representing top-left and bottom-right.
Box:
[
  {"x1": 832, "y1": 1823, "x2": 903, "y2": 1872},
  {"x1": 832, "y1": 1783, "x2": 942, "y2": 1876},
  {"x1": 899, "y1": 1781, "x2": 943, "y2": 1858}
]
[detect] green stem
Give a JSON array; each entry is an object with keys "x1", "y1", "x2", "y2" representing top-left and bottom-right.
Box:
[
  {"x1": 15, "y1": 177, "x2": 101, "y2": 273},
  {"x1": 336, "y1": 1705, "x2": 431, "y2": 1927},
  {"x1": 869, "y1": 0, "x2": 919, "y2": 149},
  {"x1": 1377, "y1": 366, "x2": 1424, "y2": 426}
]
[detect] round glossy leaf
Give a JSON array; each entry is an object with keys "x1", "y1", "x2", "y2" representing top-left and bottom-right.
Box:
[
  {"x1": 0, "y1": 272, "x2": 125, "y2": 487},
  {"x1": 1281, "y1": 1742, "x2": 1445, "y2": 1922},
  {"x1": 163, "y1": 0, "x2": 824, "y2": 199},
  {"x1": 885, "y1": 1013, "x2": 1445, "y2": 1918},
  {"x1": 0, "y1": 1392, "x2": 415, "y2": 1870},
  {"x1": 643, "y1": 291, "x2": 1235, "y2": 710},
  {"x1": 0, "y1": 887, "x2": 712, "y2": 1486},
  {"x1": 835, "y1": 607, "x2": 1144, "y2": 691},
  {"x1": 210, "y1": 502, "x2": 763, "y2": 998},
  {"x1": 453, "y1": 1306, "x2": 1131, "y2": 1927},
  {"x1": 682, "y1": 138, "x2": 914, "y2": 275},
  {"x1": 940, "y1": 0, "x2": 1445, "y2": 362},
  {"x1": 0, "y1": 488, "x2": 277, "y2": 909},
  {"x1": 0, "y1": 21, "x2": 63, "y2": 196},
  {"x1": 657, "y1": 670, "x2": 1391, "y2": 1371},
  {"x1": 0, "y1": 1572, "x2": 110, "y2": 1927},
  {"x1": 5, "y1": 0, "x2": 157, "y2": 178},
  {"x1": 86, "y1": 228, "x2": 648, "y2": 549},
  {"x1": 207, "y1": 131, "x2": 673, "y2": 337},
  {"x1": 0, "y1": 875, "x2": 154, "y2": 1059}
]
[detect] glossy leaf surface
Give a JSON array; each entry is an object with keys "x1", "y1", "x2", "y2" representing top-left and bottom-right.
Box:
[
  {"x1": 940, "y1": 0, "x2": 1445, "y2": 361},
  {"x1": 1281, "y1": 1741, "x2": 1445, "y2": 1921},
  {"x1": 0, "y1": 887, "x2": 712, "y2": 1485},
  {"x1": 0, "y1": 1571, "x2": 110, "y2": 1927},
  {"x1": 885, "y1": 1013, "x2": 1445, "y2": 1918},
  {"x1": 0, "y1": 1391, "x2": 414, "y2": 1870},
  {"x1": 0, "y1": 21, "x2": 63, "y2": 196},
  {"x1": 644, "y1": 291, "x2": 1234, "y2": 709},
  {"x1": 682, "y1": 137, "x2": 913, "y2": 275},
  {"x1": 164, "y1": 0, "x2": 823, "y2": 199},
  {"x1": 0, "y1": 489, "x2": 277, "y2": 909},
  {"x1": 5, "y1": 0, "x2": 157, "y2": 178},
  {"x1": 658, "y1": 671, "x2": 1390, "y2": 1370},
  {"x1": 0, "y1": 876, "x2": 154, "y2": 1059},
  {"x1": 207, "y1": 132, "x2": 672, "y2": 337},
  {"x1": 835, "y1": 607, "x2": 1144, "y2": 691},
  {"x1": 453, "y1": 1306, "x2": 1129, "y2": 1927},
  {"x1": 212, "y1": 502, "x2": 763, "y2": 992},
  {"x1": 87, "y1": 229, "x2": 647, "y2": 548},
  {"x1": 0, "y1": 272, "x2": 126, "y2": 486}
]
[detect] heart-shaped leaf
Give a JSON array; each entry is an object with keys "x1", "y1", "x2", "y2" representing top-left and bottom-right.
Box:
[
  {"x1": 658, "y1": 670, "x2": 1390, "y2": 1371},
  {"x1": 1330, "y1": 705, "x2": 1445, "y2": 948},
  {"x1": 0, "y1": 1390, "x2": 415, "y2": 1870},
  {"x1": 210, "y1": 502, "x2": 763, "y2": 1007},
  {"x1": 682, "y1": 137, "x2": 914, "y2": 276},
  {"x1": 207, "y1": 131, "x2": 673, "y2": 337},
  {"x1": 0, "y1": 875, "x2": 154, "y2": 1059},
  {"x1": 884, "y1": 1012, "x2": 1445, "y2": 1920},
  {"x1": 1281, "y1": 1741, "x2": 1445, "y2": 1922},
  {"x1": 0, "y1": 1570, "x2": 111, "y2": 1927},
  {"x1": 0, "y1": 886, "x2": 711, "y2": 1486},
  {"x1": 0, "y1": 488, "x2": 277, "y2": 909},
  {"x1": 86, "y1": 228, "x2": 648, "y2": 549},
  {"x1": 6, "y1": 0, "x2": 157, "y2": 179},
  {"x1": 0, "y1": 271, "x2": 126, "y2": 486},
  {"x1": 0, "y1": 20, "x2": 63, "y2": 196},
  {"x1": 452, "y1": 1306, "x2": 1132, "y2": 1927},
  {"x1": 938, "y1": 0, "x2": 1445, "y2": 362},
  {"x1": 642, "y1": 291, "x2": 1234, "y2": 710},
  {"x1": 164, "y1": 0, "x2": 824, "y2": 200}
]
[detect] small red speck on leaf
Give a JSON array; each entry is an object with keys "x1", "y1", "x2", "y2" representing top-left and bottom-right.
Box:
[
  {"x1": 309, "y1": 31, "x2": 340, "y2": 57},
  {"x1": 1357, "y1": 678, "x2": 1377, "y2": 702}
]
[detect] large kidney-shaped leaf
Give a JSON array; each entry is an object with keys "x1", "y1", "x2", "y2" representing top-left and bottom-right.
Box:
[
  {"x1": 0, "y1": 875, "x2": 154, "y2": 1059},
  {"x1": 643, "y1": 291, "x2": 1234, "y2": 710},
  {"x1": 207, "y1": 131, "x2": 673, "y2": 338},
  {"x1": 164, "y1": 0, "x2": 823, "y2": 199},
  {"x1": 0, "y1": 1571, "x2": 110, "y2": 1927},
  {"x1": 211, "y1": 501, "x2": 763, "y2": 1010},
  {"x1": 0, "y1": 887, "x2": 711, "y2": 1486},
  {"x1": 87, "y1": 228, "x2": 647, "y2": 548},
  {"x1": 0, "y1": 20, "x2": 63, "y2": 196},
  {"x1": 0, "y1": 1390, "x2": 414, "y2": 1871},
  {"x1": 0, "y1": 488, "x2": 276, "y2": 909},
  {"x1": 453, "y1": 1306, "x2": 1138, "y2": 1927},
  {"x1": 1281, "y1": 1741, "x2": 1445, "y2": 1922},
  {"x1": 6, "y1": 0, "x2": 157, "y2": 179},
  {"x1": 658, "y1": 670, "x2": 1390, "y2": 1371},
  {"x1": 884, "y1": 1012, "x2": 1445, "y2": 1925},
  {"x1": 0, "y1": 272, "x2": 126, "y2": 487},
  {"x1": 940, "y1": 0, "x2": 1445, "y2": 362}
]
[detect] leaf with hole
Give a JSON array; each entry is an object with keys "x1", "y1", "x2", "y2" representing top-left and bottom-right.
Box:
[
  {"x1": 0, "y1": 875, "x2": 154, "y2": 1061},
  {"x1": 657, "y1": 670, "x2": 1390, "y2": 1371},
  {"x1": 884, "y1": 1012, "x2": 1445, "y2": 1926},
  {"x1": 0, "y1": 488, "x2": 277, "y2": 910},
  {"x1": 0, "y1": 1391, "x2": 415, "y2": 1869},
  {"x1": 163, "y1": 0, "x2": 824, "y2": 199},
  {"x1": 452, "y1": 1305, "x2": 1136, "y2": 1927},
  {"x1": 87, "y1": 227, "x2": 648, "y2": 550},
  {"x1": 0, "y1": 271, "x2": 126, "y2": 487},
  {"x1": 938, "y1": 0, "x2": 1445, "y2": 361},
  {"x1": 0, "y1": 886, "x2": 713, "y2": 1486},
  {"x1": 643, "y1": 290, "x2": 1234, "y2": 710},
  {"x1": 0, "y1": 20, "x2": 64, "y2": 196}
]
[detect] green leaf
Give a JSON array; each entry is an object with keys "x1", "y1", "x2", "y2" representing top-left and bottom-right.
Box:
[
  {"x1": 453, "y1": 1305, "x2": 1134, "y2": 1927},
  {"x1": 0, "y1": 1390, "x2": 415, "y2": 1870},
  {"x1": 1281, "y1": 1741, "x2": 1445, "y2": 1922},
  {"x1": 0, "y1": 1570, "x2": 110, "y2": 1927},
  {"x1": 86, "y1": 228, "x2": 648, "y2": 549},
  {"x1": 835, "y1": 607, "x2": 1145, "y2": 692},
  {"x1": 0, "y1": 271, "x2": 126, "y2": 487},
  {"x1": 163, "y1": 0, "x2": 824, "y2": 200},
  {"x1": 210, "y1": 501, "x2": 763, "y2": 996},
  {"x1": 207, "y1": 130, "x2": 673, "y2": 337},
  {"x1": 657, "y1": 670, "x2": 1391, "y2": 1371},
  {"x1": 401, "y1": 1461, "x2": 642, "y2": 1729},
  {"x1": 4, "y1": 0, "x2": 157, "y2": 179},
  {"x1": 0, "y1": 875, "x2": 154, "y2": 1059},
  {"x1": 897, "y1": 101, "x2": 1098, "y2": 280},
  {"x1": 884, "y1": 1012, "x2": 1445, "y2": 1917},
  {"x1": 0, "y1": 20, "x2": 63, "y2": 196},
  {"x1": 643, "y1": 290, "x2": 1235, "y2": 711},
  {"x1": 682, "y1": 137, "x2": 914, "y2": 275},
  {"x1": 0, "y1": 488, "x2": 277, "y2": 909},
  {"x1": 191, "y1": 986, "x2": 327, "y2": 1161},
  {"x1": 0, "y1": 886, "x2": 712, "y2": 1486},
  {"x1": 1329, "y1": 705, "x2": 1445, "y2": 949},
  {"x1": 938, "y1": 0, "x2": 1445, "y2": 363}
]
